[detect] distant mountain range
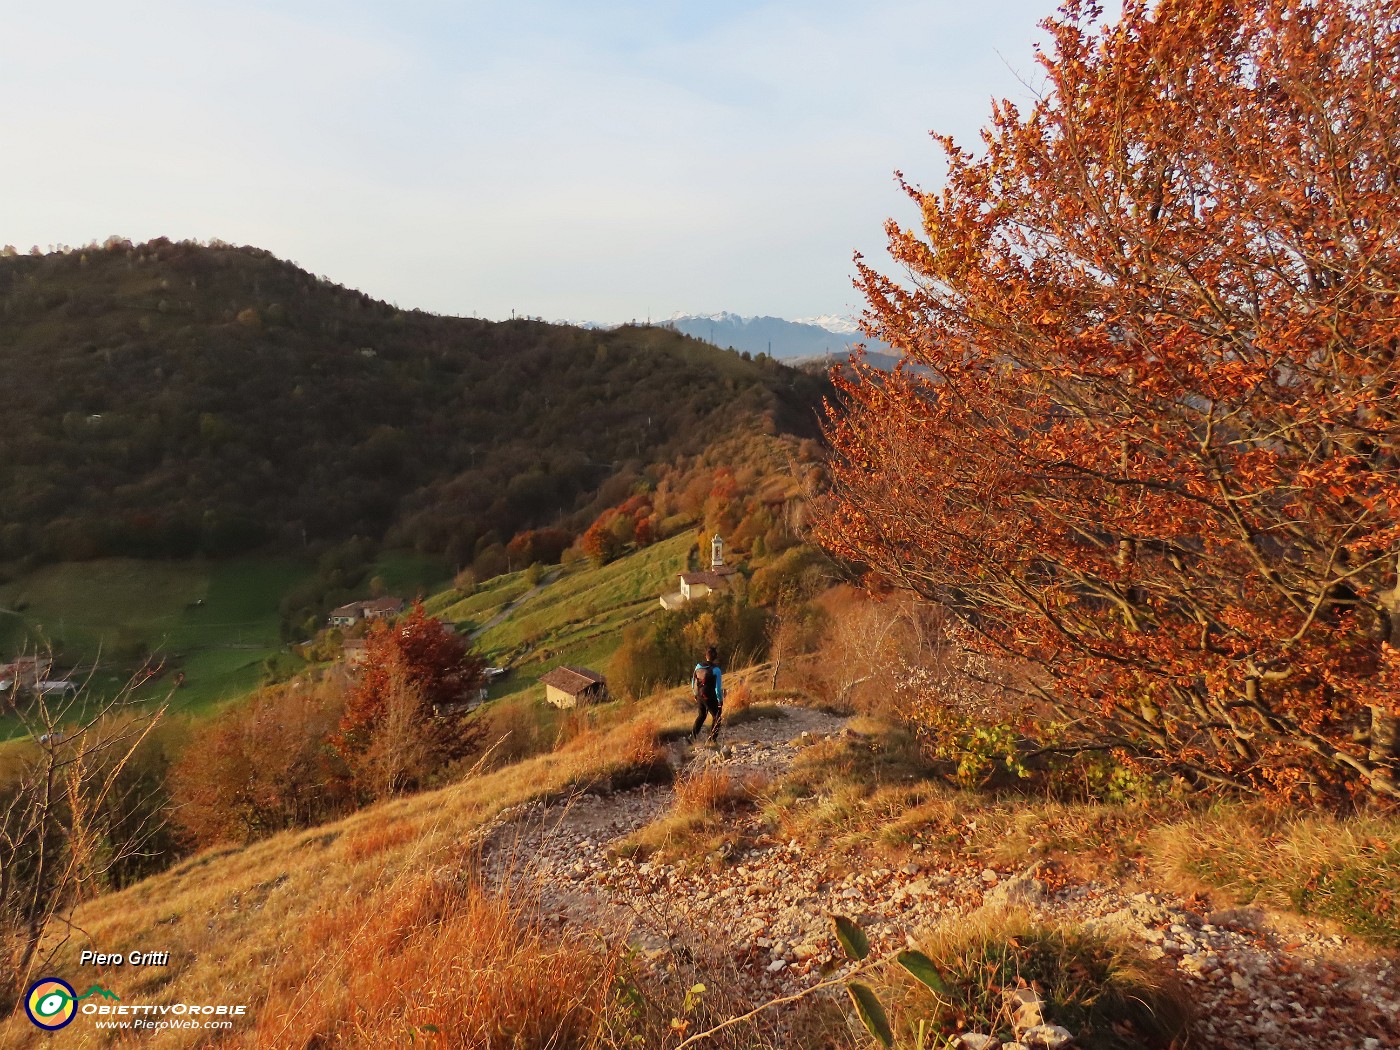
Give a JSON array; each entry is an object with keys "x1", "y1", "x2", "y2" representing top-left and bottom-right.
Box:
[
  {"x1": 662, "y1": 312, "x2": 892, "y2": 362},
  {"x1": 566, "y1": 311, "x2": 893, "y2": 363}
]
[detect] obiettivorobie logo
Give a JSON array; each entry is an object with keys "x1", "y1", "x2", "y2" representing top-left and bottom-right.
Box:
[
  {"x1": 24, "y1": 977, "x2": 249, "y2": 1033},
  {"x1": 25, "y1": 978, "x2": 120, "y2": 1030}
]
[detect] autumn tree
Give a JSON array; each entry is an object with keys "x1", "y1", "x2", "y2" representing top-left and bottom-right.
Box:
[
  {"x1": 580, "y1": 517, "x2": 622, "y2": 566},
  {"x1": 172, "y1": 681, "x2": 349, "y2": 845},
  {"x1": 506, "y1": 527, "x2": 572, "y2": 567},
  {"x1": 818, "y1": 0, "x2": 1400, "y2": 799},
  {"x1": 335, "y1": 602, "x2": 486, "y2": 797}
]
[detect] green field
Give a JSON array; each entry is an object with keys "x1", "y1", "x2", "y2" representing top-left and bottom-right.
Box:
[
  {"x1": 0, "y1": 557, "x2": 325, "y2": 738},
  {"x1": 471, "y1": 533, "x2": 695, "y2": 703}
]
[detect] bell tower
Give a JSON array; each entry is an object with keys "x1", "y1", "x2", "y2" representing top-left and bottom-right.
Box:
[{"x1": 711, "y1": 534, "x2": 724, "y2": 569}]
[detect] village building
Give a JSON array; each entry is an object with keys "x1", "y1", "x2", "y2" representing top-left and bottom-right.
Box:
[
  {"x1": 327, "y1": 597, "x2": 405, "y2": 628},
  {"x1": 659, "y1": 534, "x2": 738, "y2": 609},
  {"x1": 540, "y1": 665, "x2": 608, "y2": 708},
  {"x1": 328, "y1": 603, "x2": 364, "y2": 628},
  {"x1": 342, "y1": 637, "x2": 369, "y2": 667},
  {"x1": 0, "y1": 655, "x2": 51, "y2": 693},
  {"x1": 361, "y1": 597, "x2": 405, "y2": 621}
]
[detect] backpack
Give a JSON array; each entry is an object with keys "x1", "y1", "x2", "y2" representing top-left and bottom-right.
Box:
[{"x1": 693, "y1": 662, "x2": 718, "y2": 702}]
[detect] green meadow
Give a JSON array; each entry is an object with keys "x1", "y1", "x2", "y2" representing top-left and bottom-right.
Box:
[
  {"x1": 0, "y1": 557, "x2": 309, "y2": 737},
  {"x1": 471, "y1": 532, "x2": 694, "y2": 702}
]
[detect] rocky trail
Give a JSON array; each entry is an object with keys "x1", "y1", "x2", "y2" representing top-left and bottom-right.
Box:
[{"x1": 482, "y1": 706, "x2": 1400, "y2": 1049}]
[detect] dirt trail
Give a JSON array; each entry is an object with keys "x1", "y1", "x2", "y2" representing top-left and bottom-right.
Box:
[
  {"x1": 470, "y1": 569, "x2": 562, "y2": 640},
  {"x1": 483, "y1": 706, "x2": 1400, "y2": 1049}
]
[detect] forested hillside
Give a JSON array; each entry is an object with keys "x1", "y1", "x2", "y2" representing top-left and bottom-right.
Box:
[{"x1": 0, "y1": 239, "x2": 825, "y2": 567}]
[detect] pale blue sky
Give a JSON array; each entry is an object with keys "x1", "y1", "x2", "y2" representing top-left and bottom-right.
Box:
[{"x1": 1, "y1": 1, "x2": 1070, "y2": 322}]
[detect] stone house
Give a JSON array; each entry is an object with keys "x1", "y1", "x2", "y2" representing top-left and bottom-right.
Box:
[
  {"x1": 540, "y1": 665, "x2": 608, "y2": 708},
  {"x1": 327, "y1": 597, "x2": 405, "y2": 628}
]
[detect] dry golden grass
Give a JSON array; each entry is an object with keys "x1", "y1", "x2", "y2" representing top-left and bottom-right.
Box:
[
  {"x1": 238, "y1": 871, "x2": 618, "y2": 1049},
  {"x1": 617, "y1": 767, "x2": 769, "y2": 868},
  {"x1": 762, "y1": 717, "x2": 1183, "y2": 881},
  {"x1": 1150, "y1": 805, "x2": 1400, "y2": 948},
  {"x1": 722, "y1": 680, "x2": 753, "y2": 717},
  {"x1": 341, "y1": 815, "x2": 422, "y2": 864},
  {"x1": 673, "y1": 766, "x2": 766, "y2": 815},
  {"x1": 0, "y1": 715, "x2": 671, "y2": 1050}
]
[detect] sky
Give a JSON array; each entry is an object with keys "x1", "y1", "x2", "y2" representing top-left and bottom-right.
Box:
[{"x1": 1, "y1": 1, "x2": 1070, "y2": 324}]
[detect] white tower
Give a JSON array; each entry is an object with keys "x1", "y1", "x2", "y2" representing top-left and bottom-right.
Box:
[{"x1": 711, "y1": 534, "x2": 724, "y2": 569}]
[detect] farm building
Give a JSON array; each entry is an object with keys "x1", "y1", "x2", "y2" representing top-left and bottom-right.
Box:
[
  {"x1": 540, "y1": 665, "x2": 608, "y2": 708},
  {"x1": 0, "y1": 655, "x2": 50, "y2": 692},
  {"x1": 327, "y1": 597, "x2": 405, "y2": 628},
  {"x1": 342, "y1": 638, "x2": 369, "y2": 667}
]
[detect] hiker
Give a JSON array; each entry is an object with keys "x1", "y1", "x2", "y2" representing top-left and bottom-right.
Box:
[{"x1": 691, "y1": 645, "x2": 724, "y2": 744}]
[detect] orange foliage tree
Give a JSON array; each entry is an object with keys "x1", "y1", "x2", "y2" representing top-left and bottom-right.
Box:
[
  {"x1": 335, "y1": 602, "x2": 487, "y2": 795},
  {"x1": 817, "y1": 0, "x2": 1400, "y2": 800},
  {"x1": 506, "y1": 527, "x2": 572, "y2": 567},
  {"x1": 173, "y1": 684, "x2": 350, "y2": 844}
]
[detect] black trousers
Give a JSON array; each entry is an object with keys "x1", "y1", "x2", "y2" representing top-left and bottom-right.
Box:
[{"x1": 692, "y1": 696, "x2": 722, "y2": 740}]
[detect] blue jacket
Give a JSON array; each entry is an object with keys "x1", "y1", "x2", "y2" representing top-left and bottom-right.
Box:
[{"x1": 693, "y1": 661, "x2": 723, "y2": 705}]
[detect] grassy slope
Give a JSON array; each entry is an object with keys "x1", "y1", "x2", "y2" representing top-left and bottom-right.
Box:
[
  {"x1": 424, "y1": 568, "x2": 534, "y2": 628},
  {"x1": 471, "y1": 532, "x2": 694, "y2": 701},
  {"x1": 368, "y1": 550, "x2": 453, "y2": 602},
  {"x1": 0, "y1": 558, "x2": 309, "y2": 738},
  {"x1": 0, "y1": 704, "x2": 682, "y2": 1050}
]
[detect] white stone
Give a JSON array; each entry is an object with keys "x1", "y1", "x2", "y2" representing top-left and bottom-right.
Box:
[
  {"x1": 957, "y1": 1035, "x2": 1001, "y2": 1050},
  {"x1": 985, "y1": 872, "x2": 1045, "y2": 909},
  {"x1": 1178, "y1": 953, "x2": 1218, "y2": 978},
  {"x1": 1021, "y1": 1025, "x2": 1074, "y2": 1049},
  {"x1": 1004, "y1": 987, "x2": 1044, "y2": 1032}
]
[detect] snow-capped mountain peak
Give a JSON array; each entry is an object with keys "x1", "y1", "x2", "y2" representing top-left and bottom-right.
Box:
[
  {"x1": 794, "y1": 314, "x2": 863, "y2": 335},
  {"x1": 666, "y1": 310, "x2": 750, "y2": 324}
]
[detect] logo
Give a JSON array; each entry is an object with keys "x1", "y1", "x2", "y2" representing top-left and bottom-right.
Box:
[{"x1": 24, "y1": 979, "x2": 121, "y2": 1030}]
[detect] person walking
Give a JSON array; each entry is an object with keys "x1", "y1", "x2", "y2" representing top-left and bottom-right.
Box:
[{"x1": 691, "y1": 645, "x2": 724, "y2": 744}]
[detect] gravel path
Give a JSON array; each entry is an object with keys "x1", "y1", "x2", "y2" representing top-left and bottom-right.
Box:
[
  {"x1": 469, "y1": 569, "x2": 562, "y2": 640},
  {"x1": 483, "y1": 707, "x2": 1400, "y2": 1049}
]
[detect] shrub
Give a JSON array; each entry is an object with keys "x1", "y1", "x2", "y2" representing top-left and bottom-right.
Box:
[
  {"x1": 862, "y1": 910, "x2": 1191, "y2": 1050},
  {"x1": 172, "y1": 681, "x2": 351, "y2": 845},
  {"x1": 674, "y1": 766, "x2": 766, "y2": 815}
]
